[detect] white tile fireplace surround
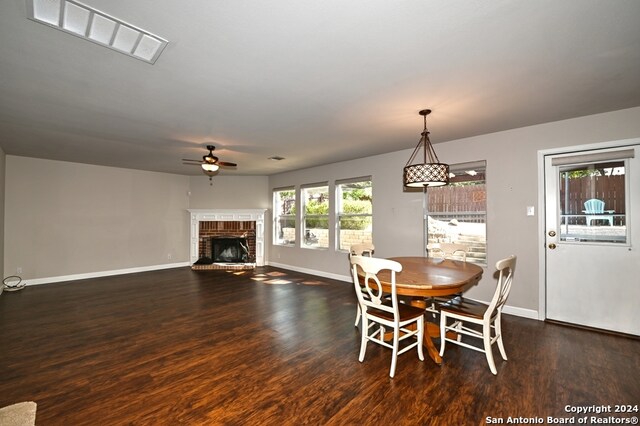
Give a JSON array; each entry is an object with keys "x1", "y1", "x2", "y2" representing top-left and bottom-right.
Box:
[{"x1": 188, "y1": 209, "x2": 266, "y2": 266}]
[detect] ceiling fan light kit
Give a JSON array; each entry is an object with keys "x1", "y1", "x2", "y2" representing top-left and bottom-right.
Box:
[
  {"x1": 201, "y1": 163, "x2": 219, "y2": 172},
  {"x1": 182, "y1": 145, "x2": 237, "y2": 183},
  {"x1": 403, "y1": 109, "x2": 449, "y2": 188}
]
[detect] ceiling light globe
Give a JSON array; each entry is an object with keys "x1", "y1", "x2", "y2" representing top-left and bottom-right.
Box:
[{"x1": 202, "y1": 163, "x2": 219, "y2": 172}]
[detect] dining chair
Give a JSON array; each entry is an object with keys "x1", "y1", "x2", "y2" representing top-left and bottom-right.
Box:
[
  {"x1": 426, "y1": 242, "x2": 470, "y2": 314},
  {"x1": 349, "y1": 243, "x2": 375, "y2": 327},
  {"x1": 350, "y1": 255, "x2": 425, "y2": 378},
  {"x1": 438, "y1": 255, "x2": 516, "y2": 375},
  {"x1": 427, "y1": 242, "x2": 469, "y2": 261}
]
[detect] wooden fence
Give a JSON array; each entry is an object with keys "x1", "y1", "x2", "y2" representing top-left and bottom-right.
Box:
[
  {"x1": 559, "y1": 175, "x2": 625, "y2": 214},
  {"x1": 426, "y1": 176, "x2": 625, "y2": 216},
  {"x1": 427, "y1": 184, "x2": 486, "y2": 213}
]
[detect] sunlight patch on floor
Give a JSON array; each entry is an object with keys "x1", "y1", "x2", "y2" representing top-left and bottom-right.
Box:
[
  {"x1": 299, "y1": 280, "x2": 328, "y2": 286},
  {"x1": 264, "y1": 279, "x2": 292, "y2": 285}
]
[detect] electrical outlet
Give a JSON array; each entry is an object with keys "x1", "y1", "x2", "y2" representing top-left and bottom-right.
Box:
[
  {"x1": 167, "y1": 254, "x2": 172, "y2": 260},
  {"x1": 17, "y1": 267, "x2": 23, "y2": 274}
]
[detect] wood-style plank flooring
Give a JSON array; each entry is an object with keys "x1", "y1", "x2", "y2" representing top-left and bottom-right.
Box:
[{"x1": 1, "y1": 266, "x2": 638, "y2": 425}]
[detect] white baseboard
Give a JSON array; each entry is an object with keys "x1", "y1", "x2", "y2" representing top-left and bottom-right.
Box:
[
  {"x1": 266, "y1": 261, "x2": 540, "y2": 320},
  {"x1": 501, "y1": 304, "x2": 539, "y2": 320},
  {"x1": 266, "y1": 261, "x2": 351, "y2": 283},
  {"x1": 21, "y1": 262, "x2": 191, "y2": 286}
]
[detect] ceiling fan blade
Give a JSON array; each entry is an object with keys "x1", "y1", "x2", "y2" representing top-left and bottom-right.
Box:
[
  {"x1": 218, "y1": 161, "x2": 237, "y2": 167},
  {"x1": 182, "y1": 162, "x2": 203, "y2": 166},
  {"x1": 182, "y1": 159, "x2": 202, "y2": 162}
]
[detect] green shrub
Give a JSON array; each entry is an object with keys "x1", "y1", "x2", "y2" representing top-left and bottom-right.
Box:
[{"x1": 340, "y1": 201, "x2": 372, "y2": 230}]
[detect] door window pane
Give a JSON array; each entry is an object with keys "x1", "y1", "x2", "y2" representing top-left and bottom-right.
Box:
[
  {"x1": 302, "y1": 185, "x2": 329, "y2": 249},
  {"x1": 559, "y1": 161, "x2": 627, "y2": 243}
]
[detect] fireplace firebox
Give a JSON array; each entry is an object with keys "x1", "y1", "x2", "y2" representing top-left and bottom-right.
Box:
[{"x1": 211, "y1": 237, "x2": 249, "y2": 263}]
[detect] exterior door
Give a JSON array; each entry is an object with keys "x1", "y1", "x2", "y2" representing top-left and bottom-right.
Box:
[{"x1": 544, "y1": 144, "x2": 640, "y2": 336}]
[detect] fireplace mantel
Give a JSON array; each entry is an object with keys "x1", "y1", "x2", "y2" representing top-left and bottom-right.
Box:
[{"x1": 188, "y1": 209, "x2": 267, "y2": 266}]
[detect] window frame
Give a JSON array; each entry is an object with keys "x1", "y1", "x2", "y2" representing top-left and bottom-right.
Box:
[
  {"x1": 425, "y1": 160, "x2": 487, "y2": 265},
  {"x1": 301, "y1": 183, "x2": 330, "y2": 249},
  {"x1": 336, "y1": 176, "x2": 373, "y2": 252},
  {"x1": 273, "y1": 186, "x2": 296, "y2": 247}
]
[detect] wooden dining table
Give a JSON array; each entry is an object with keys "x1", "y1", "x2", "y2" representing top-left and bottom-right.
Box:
[{"x1": 371, "y1": 256, "x2": 484, "y2": 364}]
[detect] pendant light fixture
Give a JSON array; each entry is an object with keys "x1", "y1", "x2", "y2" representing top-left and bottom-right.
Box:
[{"x1": 403, "y1": 109, "x2": 449, "y2": 187}]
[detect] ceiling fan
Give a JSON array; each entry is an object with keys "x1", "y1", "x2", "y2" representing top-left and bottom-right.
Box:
[{"x1": 182, "y1": 145, "x2": 237, "y2": 174}]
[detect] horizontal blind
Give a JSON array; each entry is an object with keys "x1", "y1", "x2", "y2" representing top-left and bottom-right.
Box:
[{"x1": 551, "y1": 149, "x2": 634, "y2": 166}]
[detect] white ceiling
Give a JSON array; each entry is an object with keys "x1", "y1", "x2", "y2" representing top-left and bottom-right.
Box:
[{"x1": 1, "y1": 0, "x2": 639, "y2": 176}]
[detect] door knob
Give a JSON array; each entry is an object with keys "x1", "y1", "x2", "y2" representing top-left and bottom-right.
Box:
[
  {"x1": 548, "y1": 243, "x2": 557, "y2": 249},
  {"x1": 548, "y1": 230, "x2": 556, "y2": 237}
]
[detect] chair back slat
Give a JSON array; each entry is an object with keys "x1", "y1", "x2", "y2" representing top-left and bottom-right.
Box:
[
  {"x1": 361, "y1": 272, "x2": 386, "y2": 305},
  {"x1": 350, "y1": 255, "x2": 402, "y2": 316},
  {"x1": 486, "y1": 255, "x2": 517, "y2": 319}
]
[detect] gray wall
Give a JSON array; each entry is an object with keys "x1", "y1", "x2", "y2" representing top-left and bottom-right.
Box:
[
  {"x1": 4, "y1": 157, "x2": 191, "y2": 280},
  {"x1": 268, "y1": 107, "x2": 640, "y2": 314},
  {"x1": 2, "y1": 159, "x2": 269, "y2": 282},
  {"x1": 0, "y1": 146, "x2": 5, "y2": 282},
  {"x1": 188, "y1": 175, "x2": 269, "y2": 210}
]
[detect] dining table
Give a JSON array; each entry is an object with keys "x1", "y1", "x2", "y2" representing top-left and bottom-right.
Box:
[{"x1": 370, "y1": 256, "x2": 484, "y2": 364}]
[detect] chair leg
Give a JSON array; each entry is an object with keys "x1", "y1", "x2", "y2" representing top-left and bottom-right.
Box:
[
  {"x1": 483, "y1": 323, "x2": 497, "y2": 375},
  {"x1": 354, "y1": 304, "x2": 361, "y2": 327},
  {"x1": 417, "y1": 319, "x2": 425, "y2": 361},
  {"x1": 390, "y1": 325, "x2": 399, "y2": 378},
  {"x1": 439, "y1": 313, "x2": 447, "y2": 357},
  {"x1": 495, "y1": 316, "x2": 508, "y2": 361},
  {"x1": 358, "y1": 316, "x2": 368, "y2": 362}
]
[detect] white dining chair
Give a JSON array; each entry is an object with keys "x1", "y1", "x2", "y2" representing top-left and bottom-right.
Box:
[
  {"x1": 426, "y1": 242, "x2": 470, "y2": 315},
  {"x1": 350, "y1": 255, "x2": 425, "y2": 378},
  {"x1": 349, "y1": 243, "x2": 375, "y2": 327},
  {"x1": 427, "y1": 242, "x2": 469, "y2": 261},
  {"x1": 439, "y1": 255, "x2": 516, "y2": 375}
]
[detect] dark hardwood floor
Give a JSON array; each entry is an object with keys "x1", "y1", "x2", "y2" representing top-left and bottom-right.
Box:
[{"x1": 1, "y1": 266, "x2": 638, "y2": 425}]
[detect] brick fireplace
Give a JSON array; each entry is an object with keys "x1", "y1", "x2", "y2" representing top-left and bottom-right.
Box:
[{"x1": 188, "y1": 209, "x2": 266, "y2": 270}]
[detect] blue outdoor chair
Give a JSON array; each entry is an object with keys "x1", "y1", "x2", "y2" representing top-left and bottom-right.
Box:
[{"x1": 583, "y1": 199, "x2": 614, "y2": 226}]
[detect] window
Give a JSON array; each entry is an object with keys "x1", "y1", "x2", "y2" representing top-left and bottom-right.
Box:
[
  {"x1": 336, "y1": 178, "x2": 372, "y2": 251},
  {"x1": 273, "y1": 187, "x2": 296, "y2": 246},
  {"x1": 302, "y1": 184, "x2": 329, "y2": 249},
  {"x1": 426, "y1": 161, "x2": 487, "y2": 264}
]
